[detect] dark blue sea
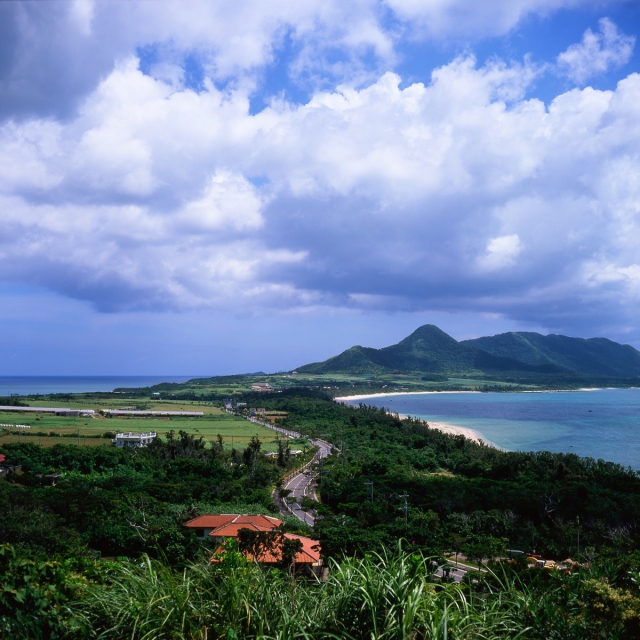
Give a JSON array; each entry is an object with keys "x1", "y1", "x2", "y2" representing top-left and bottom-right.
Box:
[
  {"x1": 0, "y1": 376, "x2": 198, "y2": 396},
  {"x1": 343, "y1": 389, "x2": 640, "y2": 469}
]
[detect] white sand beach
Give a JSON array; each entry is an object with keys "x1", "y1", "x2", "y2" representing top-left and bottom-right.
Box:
[
  {"x1": 425, "y1": 421, "x2": 484, "y2": 444},
  {"x1": 334, "y1": 390, "x2": 480, "y2": 404},
  {"x1": 335, "y1": 393, "x2": 488, "y2": 445}
]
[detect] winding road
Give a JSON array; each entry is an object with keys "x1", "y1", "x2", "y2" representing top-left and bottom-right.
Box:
[
  {"x1": 242, "y1": 415, "x2": 333, "y2": 525},
  {"x1": 278, "y1": 438, "x2": 332, "y2": 525}
]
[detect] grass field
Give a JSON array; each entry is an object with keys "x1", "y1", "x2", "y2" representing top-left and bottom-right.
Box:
[{"x1": 0, "y1": 404, "x2": 282, "y2": 451}]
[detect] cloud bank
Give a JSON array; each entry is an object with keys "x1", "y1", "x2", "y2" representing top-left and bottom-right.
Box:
[{"x1": 0, "y1": 1, "x2": 639, "y2": 342}]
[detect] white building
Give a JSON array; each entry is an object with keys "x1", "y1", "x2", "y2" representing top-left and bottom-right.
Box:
[{"x1": 113, "y1": 431, "x2": 157, "y2": 448}]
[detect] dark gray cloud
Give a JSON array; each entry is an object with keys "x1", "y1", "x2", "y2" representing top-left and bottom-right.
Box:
[{"x1": 0, "y1": 3, "x2": 126, "y2": 120}]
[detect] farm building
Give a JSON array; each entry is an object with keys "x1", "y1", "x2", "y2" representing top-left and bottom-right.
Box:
[{"x1": 0, "y1": 405, "x2": 93, "y2": 415}]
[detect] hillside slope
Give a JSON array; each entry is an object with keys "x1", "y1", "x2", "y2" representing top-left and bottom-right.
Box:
[
  {"x1": 462, "y1": 332, "x2": 640, "y2": 378},
  {"x1": 297, "y1": 325, "x2": 561, "y2": 375}
]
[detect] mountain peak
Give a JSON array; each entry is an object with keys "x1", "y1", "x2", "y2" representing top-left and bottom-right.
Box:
[
  {"x1": 296, "y1": 324, "x2": 640, "y2": 378},
  {"x1": 399, "y1": 324, "x2": 460, "y2": 347}
]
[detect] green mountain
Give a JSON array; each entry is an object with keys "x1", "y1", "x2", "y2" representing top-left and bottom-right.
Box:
[
  {"x1": 297, "y1": 324, "x2": 640, "y2": 378},
  {"x1": 296, "y1": 325, "x2": 562, "y2": 376},
  {"x1": 461, "y1": 331, "x2": 640, "y2": 378}
]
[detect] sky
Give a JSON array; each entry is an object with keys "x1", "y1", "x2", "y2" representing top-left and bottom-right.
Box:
[{"x1": 0, "y1": 0, "x2": 640, "y2": 376}]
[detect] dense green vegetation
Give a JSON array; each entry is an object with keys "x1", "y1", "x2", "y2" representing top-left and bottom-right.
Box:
[
  {"x1": 297, "y1": 324, "x2": 560, "y2": 376},
  {"x1": 3, "y1": 386, "x2": 640, "y2": 638},
  {"x1": 4, "y1": 539, "x2": 640, "y2": 638},
  {"x1": 462, "y1": 331, "x2": 640, "y2": 378},
  {"x1": 296, "y1": 323, "x2": 640, "y2": 384},
  {"x1": 0, "y1": 430, "x2": 307, "y2": 562}
]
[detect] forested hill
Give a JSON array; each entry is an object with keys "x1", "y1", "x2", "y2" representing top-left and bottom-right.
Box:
[
  {"x1": 296, "y1": 324, "x2": 640, "y2": 378},
  {"x1": 461, "y1": 331, "x2": 640, "y2": 378},
  {"x1": 296, "y1": 324, "x2": 562, "y2": 376}
]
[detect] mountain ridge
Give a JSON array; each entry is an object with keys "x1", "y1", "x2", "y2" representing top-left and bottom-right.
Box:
[
  {"x1": 296, "y1": 324, "x2": 640, "y2": 378},
  {"x1": 461, "y1": 331, "x2": 640, "y2": 378}
]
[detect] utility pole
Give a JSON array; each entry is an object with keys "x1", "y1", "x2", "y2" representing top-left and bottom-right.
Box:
[
  {"x1": 400, "y1": 492, "x2": 408, "y2": 526},
  {"x1": 364, "y1": 480, "x2": 374, "y2": 502},
  {"x1": 577, "y1": 516, "x2": 580, "y2": 556}
]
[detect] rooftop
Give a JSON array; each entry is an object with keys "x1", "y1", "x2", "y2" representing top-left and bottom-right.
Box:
[
  {"x1": 213, "y1": 533, "x2": 321, "y2": 565},
  {"x1": 114, "y1": 431, "x2": 157, "y2": 439},
  {"x1": 185, "y1": 514, "x2": 282, "y2": 533}
]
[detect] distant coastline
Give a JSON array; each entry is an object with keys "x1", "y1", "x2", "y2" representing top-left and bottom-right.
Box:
[{"x1": 0, "y1": 376, "x2": 198, "y2": 396}]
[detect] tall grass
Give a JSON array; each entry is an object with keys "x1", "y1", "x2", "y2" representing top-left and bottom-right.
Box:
[{"x1": 72, "y1": 546, "x2": 533, "y2": 639}]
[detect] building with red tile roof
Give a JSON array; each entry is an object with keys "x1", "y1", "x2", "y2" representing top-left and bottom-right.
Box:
[
  {"x1": 242, "y1": 533, "x2": 321, "y2": 565},
  {"x1": 185, "y1": 513, "x2": 323, "y2": 576},
  {"x1": 184, "y1": 514, "x2": 282, "y2": 539}
]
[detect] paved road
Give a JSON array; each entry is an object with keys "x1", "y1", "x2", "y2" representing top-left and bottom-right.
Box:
[
  {"x1": 434, "y1": 565, "x2": 467, "y2": 583},
  {"x1": 240, "y1": 413, "x2": 333, "y2": 526},
  {"x1": 279, "y1": 439, "x2": 332, "y2": 525}
]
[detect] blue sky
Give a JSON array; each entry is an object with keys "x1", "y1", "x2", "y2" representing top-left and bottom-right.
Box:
[{"x1": 0, "y1": 0, "x2": 639, "y2": 375}]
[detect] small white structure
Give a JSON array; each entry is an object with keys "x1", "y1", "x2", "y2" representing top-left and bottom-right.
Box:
[{"x1": 113, "y1": 431, "x2": 157, "y2": 448}]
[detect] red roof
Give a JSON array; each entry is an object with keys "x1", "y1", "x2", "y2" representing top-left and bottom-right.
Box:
[
  {"x1": 184, "y1": 514, "x2": 282, "y2": 535},
  {"x1": 212, "y1": 522, "x2": 274, "y2": 537},
  {"x1": 0, "y1": 454, "x2": 6, "y2": 464},
  {"x1": 213, "y1": 533, "x2": 321, "y2": 565},
  {"x1": 251, "y1": 534, "x2": 321, "y2": 564},
  {"x1": 184, "y1": 515, "x2": 236, "y2": 529}
]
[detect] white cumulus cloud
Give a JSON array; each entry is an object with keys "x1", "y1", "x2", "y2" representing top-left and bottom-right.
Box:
[
  {"x1": 557, "y1": 18, "x2": 635, "y2": 84},
  {"x1": 479, "y1": 235, "x2": 523, "y2": 271},
  {"x1": 0, "y1": 4, "x2": 638, "y2": 339}
]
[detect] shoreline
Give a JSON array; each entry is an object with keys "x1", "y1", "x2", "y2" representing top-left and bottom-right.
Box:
[
  {"x1": 335, "y1": 390, "x2": 481, "y2": 403},
  {"x1": 336, "y1": 393, "x2": 494, "y2": 447},
  {"x1": 417, "y1": 419, "x2": 486, "y2": 445},
  {"x1": 334, "y1": 387, "x2": 635, "y2": 404}
]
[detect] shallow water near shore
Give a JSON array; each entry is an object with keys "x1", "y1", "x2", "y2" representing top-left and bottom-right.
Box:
[{"x1": 342, "y1": 388, "x2": 640, "y2": 469}]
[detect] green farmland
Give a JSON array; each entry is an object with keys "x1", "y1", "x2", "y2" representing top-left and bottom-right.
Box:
[{"x1": 0, "y1": 403, "x2": 281, "y2": 451}]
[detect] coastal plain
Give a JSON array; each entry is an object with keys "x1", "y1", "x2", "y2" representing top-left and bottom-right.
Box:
[{"x1": 0, "y1": 399, "x2": 280, "y2": 451}]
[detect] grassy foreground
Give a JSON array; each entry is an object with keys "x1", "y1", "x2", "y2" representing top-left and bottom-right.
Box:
[{"x1": 4, "y1": 543, "x2": 640, "y2": 639}]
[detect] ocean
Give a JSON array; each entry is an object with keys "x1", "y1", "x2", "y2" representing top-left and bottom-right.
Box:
[
  {"x1": 0, "y1": 376, "x2": 199, "y2": 396},
  {"x1": 343, "y1": 389, "x2": 640, "y2": 469}
]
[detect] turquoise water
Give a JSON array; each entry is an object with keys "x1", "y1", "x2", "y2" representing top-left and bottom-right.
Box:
[
  {"x1": 0, "y1": 376, "x2": 197, "y2": 396},
  {"x1": 344, "y1": 389, "x2": 640, "y2": 469}
]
